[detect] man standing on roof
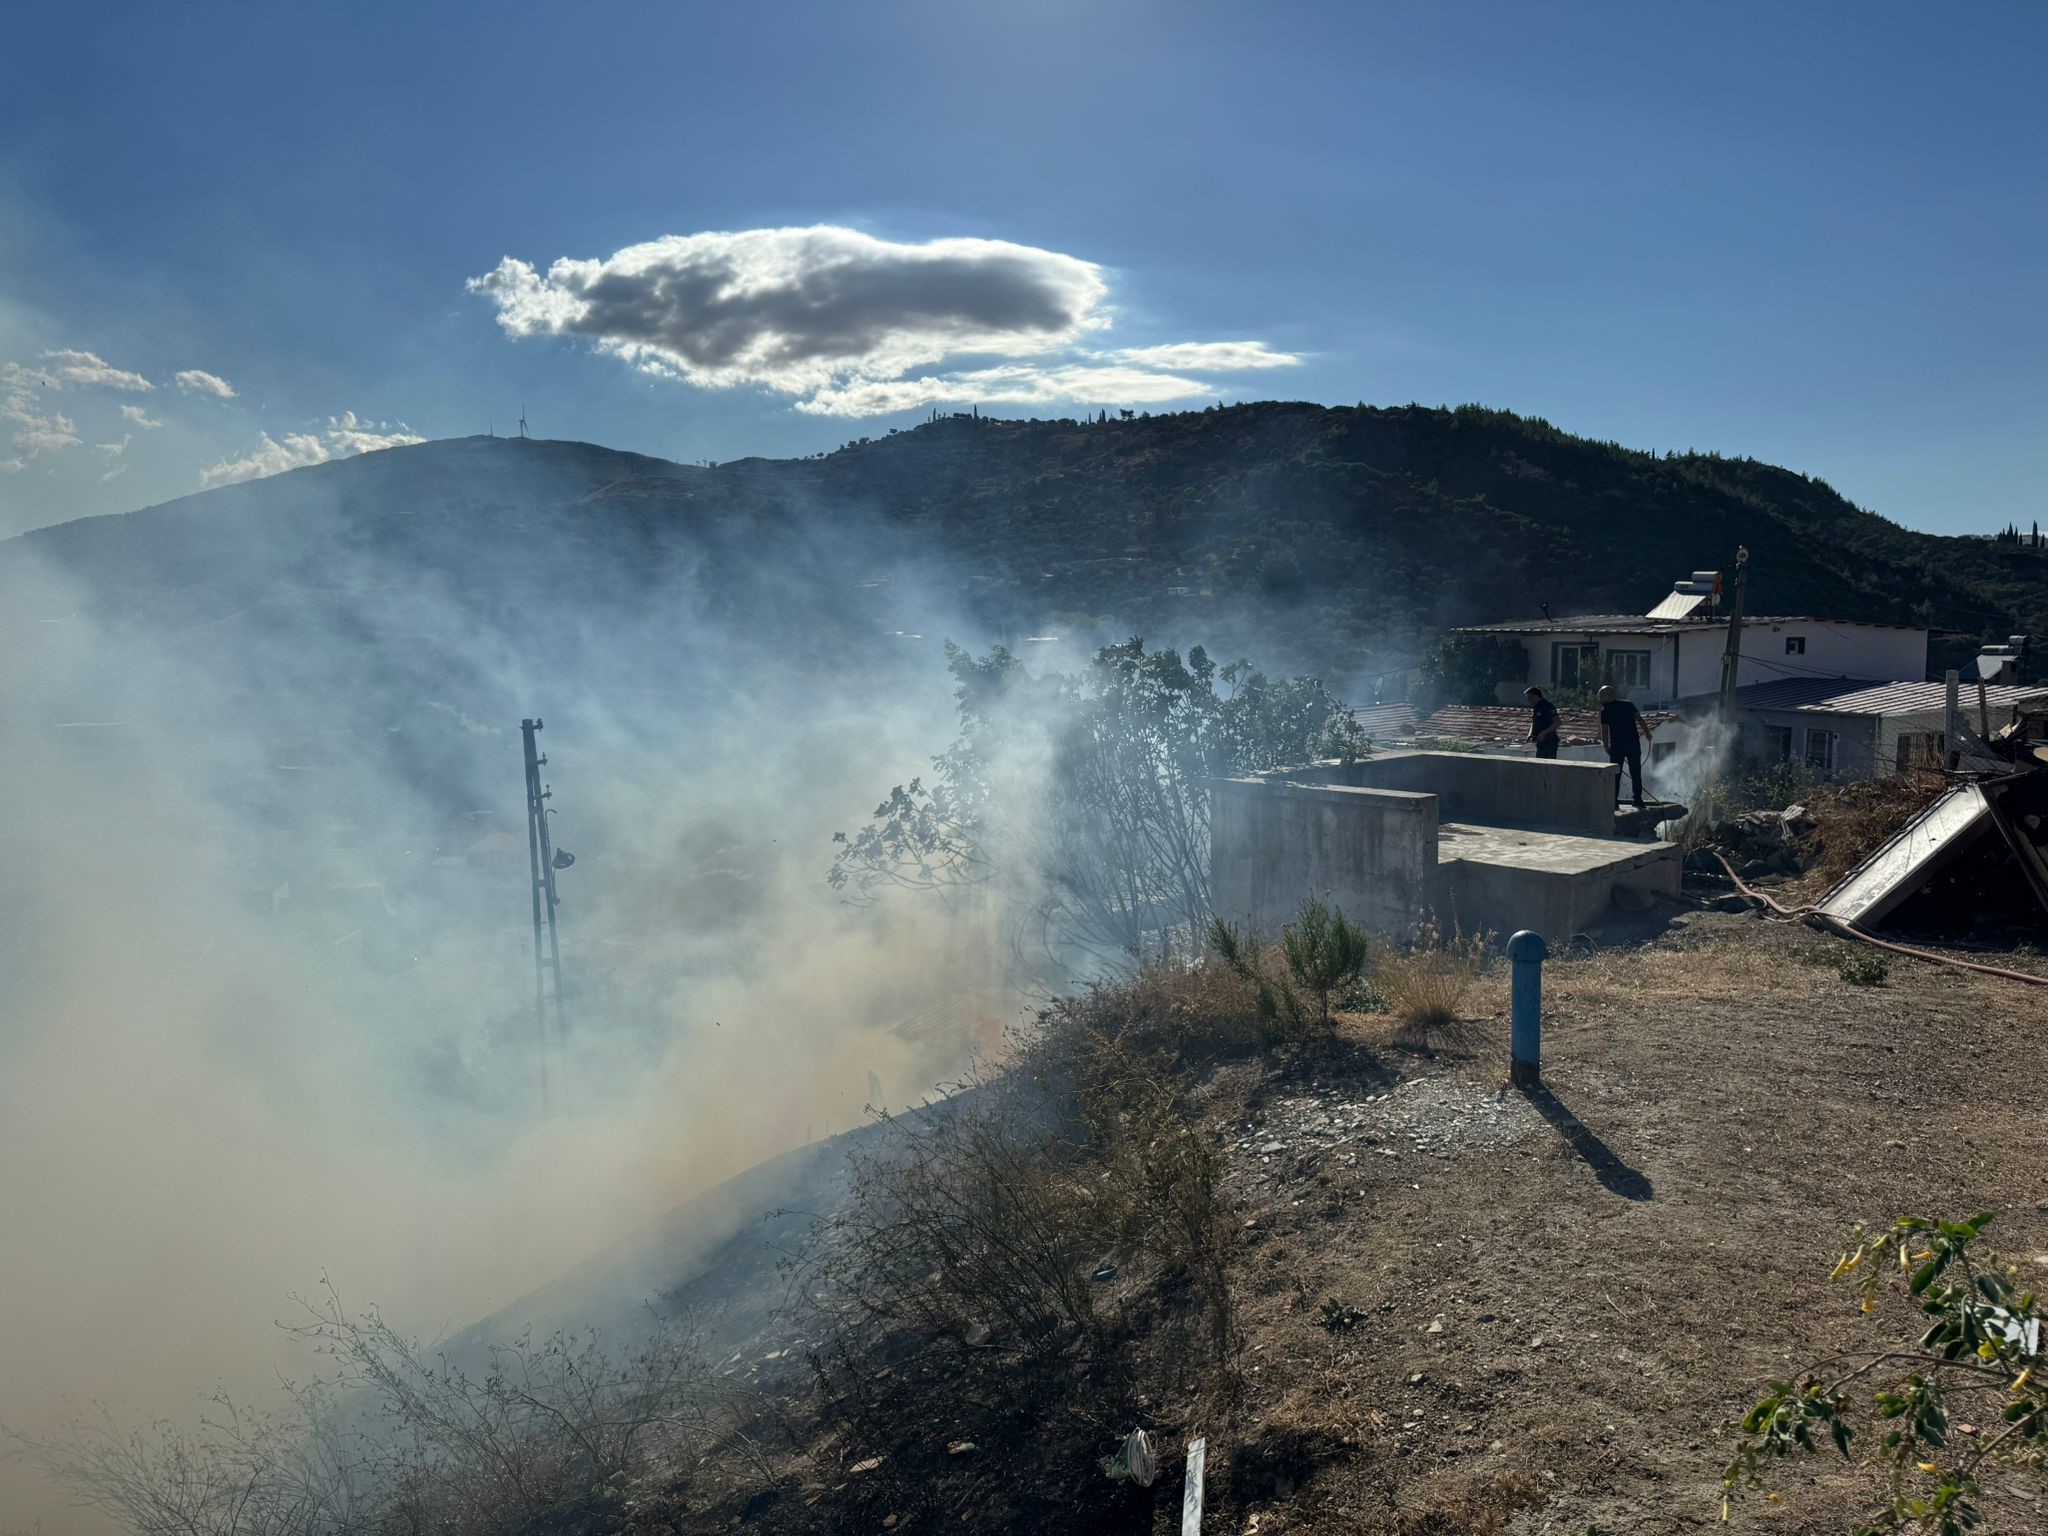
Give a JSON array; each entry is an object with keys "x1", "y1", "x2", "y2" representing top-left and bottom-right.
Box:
[
  {"x1": 1597, "y1": 684, "x2": 1653, "y2": 807},
  {"x1": 1525, "y1": 686, "x2": 1560, "y2": 760}
]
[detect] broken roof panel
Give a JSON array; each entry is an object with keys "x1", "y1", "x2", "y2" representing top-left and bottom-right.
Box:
[{"x1": 1817, "y1": 783, "x2": 1995, "y2": 928}]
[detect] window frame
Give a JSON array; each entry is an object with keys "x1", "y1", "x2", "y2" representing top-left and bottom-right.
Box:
[
  {"x1": 1803, "y1": 727, "x2": 1837, "y2": 774},
  {"x1": 1551, "y1": 641, "x2": 1599, "y2": 690},
  {"x1": 1785, "y1": 635, "x2": 1807, "y2": 655},
  {"x1": 1604, "y1": 648, "x2": 1653, "y2": 691}
]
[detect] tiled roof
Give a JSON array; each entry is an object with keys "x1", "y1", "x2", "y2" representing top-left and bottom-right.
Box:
[{"x1": 1350, "y1": 702, "x2": 1418, "y2": 738}]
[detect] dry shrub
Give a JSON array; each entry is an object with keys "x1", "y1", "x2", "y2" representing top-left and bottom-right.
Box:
[
  {"x1": 1047, "y1": 953, "x2": 1269, "y2": 1060},
  {"x1": 1377, "y1": 919, "x2": 1491, "y2": 1028},
  {"x1": 1800, "y1": 770, "x2": 1947, "y2": 887},
  {"x1": 808, "y1": 1018, "x2": 1236, "y2": 1371},
  {"x1": 790, "y1": 973, "x2": 1243, "y2": 1532},
  {"x1": 19, "y1": 1283, "x2": 724, "y2": 1536}
]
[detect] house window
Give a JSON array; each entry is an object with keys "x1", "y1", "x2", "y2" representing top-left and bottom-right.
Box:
[
  {"x1": 1804, "y1": 728, "x2": 1837, "y2": 774},
  {"x1": 1785, "y1": 636, "x2": 1807, "y2": 655},
  {"x1": 1551, "y1": 642, "x2": 1598, "y2": 690},
  {"x1": 1604, "y1": 649, "x2": 1653, "y2": 691},
  {"x1": 1895, "y1": 731, "x2": 1944, "y2": 773},
  {"x1": 1764, "y1": 725, "x2": 1793, "y2": 762}
]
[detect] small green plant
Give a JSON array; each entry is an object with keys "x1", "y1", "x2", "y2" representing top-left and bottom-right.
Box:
[
  {"x1": 1211, "y1": 896, "x2": 1370, "y2": 1039},
  {"x1": 1723, "y1": 1213, "x2": 2047, "y2": 1534},
  {"x1": 1838, "y1": 948, "x2": 1891, "y2": 987},
  {"x1": 1280, "y1": 897, "x2": 1371, "y2": 1026},
  {"x1": 1209, "y1": 917, "x2": 1304, "y2": 1041}
]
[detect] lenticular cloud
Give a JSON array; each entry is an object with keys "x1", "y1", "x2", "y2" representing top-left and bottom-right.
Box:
[{"x1": 467, "y1": 225, "x2": 1301, "y2": 417}]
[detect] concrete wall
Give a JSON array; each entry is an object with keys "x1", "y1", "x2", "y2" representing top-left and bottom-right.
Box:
[
  {"x1": 1279, "y1": 751, "x2": 1617, "y2": 835},
  {"x1": 1210, "y1": 776, "x2": 1436, "y2": 938},
  {"x1": 1438, "y1": 839, "x2": 1681, "y2": 941}
]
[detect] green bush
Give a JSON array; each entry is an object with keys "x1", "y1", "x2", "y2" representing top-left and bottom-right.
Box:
[
  {"x1": 1211, "y1": 895, "x2": 1371, "y2": 1038},
  {"x1": 1836, "y1": 948, "x2": 1890, "y2": 987}
]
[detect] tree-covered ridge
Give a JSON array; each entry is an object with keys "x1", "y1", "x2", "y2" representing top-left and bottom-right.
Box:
[{"x1": 13, "y1": 401, "x2": 2045, "y2": 688}]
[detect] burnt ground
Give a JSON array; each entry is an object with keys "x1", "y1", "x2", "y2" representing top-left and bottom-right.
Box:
[{"x1": 623, "y1": 901, "x2": 2048, "y2": 1535}]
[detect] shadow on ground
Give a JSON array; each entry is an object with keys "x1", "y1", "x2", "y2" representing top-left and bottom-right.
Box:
[{"x1": 1521, "y1": 1083, "x2": 1654, "y2": 1200}]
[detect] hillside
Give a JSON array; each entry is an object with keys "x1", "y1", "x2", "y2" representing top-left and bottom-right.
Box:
[{"x1": 7, "y1": 403, "x2": 2044, "y2": 698}]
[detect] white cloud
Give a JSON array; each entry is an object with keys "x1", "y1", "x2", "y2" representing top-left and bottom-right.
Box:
[
  {"x1": 1, "y1": 363, "x2": 82, "y2": 465},
  {"x1": 199, "y1": 411, "x2": 422, "y2": 488},
  {"x1": 471, "y1": 225, "x2": 1302, "y2": 417},
  {"x1": 175, "y1": 368, "x2": 237, "y2": 399},
  {"x1": 799, "y1": 362, "x2": 1220, "y2": 417},
  {"x1": 93, "y1": 435, "x2": 129, "y2": 460},
  {"x1": 100, "y1": 462, "x2": 128, "y2": 484},
  {"x1": 120, "y1": 404, "x2": 164, "y2": 429},
  {"x1": 39, "y1": 348, "x2": 154, "y2": 391},
  {"x1": 470, "y1": 226, "x2": 1109, "y2": 396},
  {"x1": 1109, "y1": 340, "x2": 1301, "y2": 371}
]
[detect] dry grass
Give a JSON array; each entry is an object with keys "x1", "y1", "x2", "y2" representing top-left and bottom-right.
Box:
[
  {"x1": 1788, "y1": 770, "x2": 1947, "y2": 894},
  {"x1": 1540, "y1": 933, "x2": 1835, "y2": 1015},
  {"x1": 1376, "y1": 920, "x2": 1492, "y2": 1028}
]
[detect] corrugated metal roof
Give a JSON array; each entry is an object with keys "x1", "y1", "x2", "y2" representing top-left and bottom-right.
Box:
[
  {"x1": 1729, "y1": 678, "x2": 2048, "y2": 716},
  {"x1": 1455, "y1": 614, "x2": 1928, "y2": 636}
]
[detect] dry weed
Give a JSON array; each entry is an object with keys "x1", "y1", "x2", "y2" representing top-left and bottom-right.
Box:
[
  {"x1": 1796, "y1": 770, "x2": 1947, "y2": 890},
  {"x1": 1377, "y1": 920, "x2": 1492, "y2": 1028}
]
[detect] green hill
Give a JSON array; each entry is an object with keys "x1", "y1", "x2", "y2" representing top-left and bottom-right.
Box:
[{"x1": 7, "y1": 402, "x2": 2042, "y2": 697}]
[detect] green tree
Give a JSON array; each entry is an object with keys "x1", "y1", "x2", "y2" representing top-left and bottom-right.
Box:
[
  {"x1": 1411, "y1": 632, "x2": 1528, "y2": 711},
  {"x1": 1724, "y1": 1213, "x2": 2047, "y2": 1534},
  {"x1": 832, "y1": 639, "x2": 1366, "y2": 978}
]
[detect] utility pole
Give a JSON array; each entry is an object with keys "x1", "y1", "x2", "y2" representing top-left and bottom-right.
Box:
[
  {"x1": 521, "y1": 718, "x2": 569, "y2": 1113},
  {"x1": 1716, "y1": 546, "x2": 1751, "y2": 730}
]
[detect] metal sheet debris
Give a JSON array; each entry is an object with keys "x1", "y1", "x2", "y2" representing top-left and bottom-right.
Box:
[{"x1": 1818, "y1": 785, "x2": 1993, "y2": 929}]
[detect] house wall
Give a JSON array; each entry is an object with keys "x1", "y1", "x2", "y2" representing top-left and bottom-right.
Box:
[
  {"x1": 1738, "y1": 710, "x2": 1884, "y2": 780},
  {"x1": 1739, "y1": 621, "x2": 1929, "y2": 692},
  {"x1": 1501, "y1": 622, "x2": 1930, "y2": 709}
]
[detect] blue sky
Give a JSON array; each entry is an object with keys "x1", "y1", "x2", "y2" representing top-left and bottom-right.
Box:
[{"x1": 0, "y1": 0, "x2": 2040, "y2": 536}]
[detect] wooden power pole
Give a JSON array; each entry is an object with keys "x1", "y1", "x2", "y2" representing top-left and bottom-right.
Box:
[
  {"x1": 1717, "y1": 546, "x2": 1751, "y2": 730},
  {"x1": 521, "y1": 718, "x2": 569, "y2": 1114}
]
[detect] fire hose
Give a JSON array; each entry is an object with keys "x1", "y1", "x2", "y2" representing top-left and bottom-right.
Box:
[{"x1": 1708, "y1": 849, "x2": 2048, "y2": 990}]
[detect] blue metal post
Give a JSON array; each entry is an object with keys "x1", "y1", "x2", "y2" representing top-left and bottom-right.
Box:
[{"x1": 1507, "y1": 929, "x2": 1547, "y2": 1087}]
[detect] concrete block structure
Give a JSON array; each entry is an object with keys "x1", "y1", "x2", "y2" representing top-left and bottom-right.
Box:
[{"x1": 1211, "y1": 750, "x2": 1680, "y2": 945}]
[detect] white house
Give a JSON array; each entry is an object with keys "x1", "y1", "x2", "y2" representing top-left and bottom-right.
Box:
[
  {"x1": 1453, "y1": 580, "x2": 1930, "y2": 711},
  {"x1": 1725, "y1": 677, "x2": 2048, "y2": 778}
]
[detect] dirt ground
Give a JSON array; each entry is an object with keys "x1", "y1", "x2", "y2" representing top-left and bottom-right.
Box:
[
  {"x1": 640, "y1": 897, "x2": 2048, "y2": 1535},
  {"x1": 1212, "y1": 904, "x2": 2048, "y2": 1534}
]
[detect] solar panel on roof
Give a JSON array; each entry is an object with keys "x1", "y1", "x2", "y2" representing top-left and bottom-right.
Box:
[{"x1": 1644, "y1": 591, "x2": 1707, "y2": 621}]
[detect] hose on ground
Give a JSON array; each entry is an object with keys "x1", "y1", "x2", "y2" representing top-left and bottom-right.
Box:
[{"x1": 1707, "y1": 848, "x2": 2048, "y2": 990}]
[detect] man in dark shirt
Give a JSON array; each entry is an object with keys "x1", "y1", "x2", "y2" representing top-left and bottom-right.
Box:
[
  {"x1": 1597, "y1": 684, "x2": 1653, "y2": 807},
  {"x1": 1525, "y1": 687, "x2": 1560, "y2": 759}
]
